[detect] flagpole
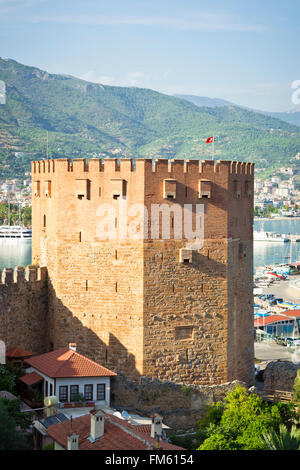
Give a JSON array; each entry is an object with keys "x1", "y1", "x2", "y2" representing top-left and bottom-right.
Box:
[{"x1": 212, "y1": 137, "x2": 214, "y2": 160}]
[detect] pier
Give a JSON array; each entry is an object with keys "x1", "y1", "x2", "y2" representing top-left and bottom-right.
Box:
[{"x1": 286, "y1": 234, "x2": 300, "y2": 242}]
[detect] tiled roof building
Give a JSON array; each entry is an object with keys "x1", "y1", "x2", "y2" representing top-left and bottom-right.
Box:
[{"x1": 46, "y1": 409, "x2": 184, "y2": 451}]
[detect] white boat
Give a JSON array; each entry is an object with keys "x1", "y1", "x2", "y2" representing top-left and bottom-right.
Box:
[
  {"x1": 254, "y1": 231, "x2": 289, "y2": 242},
  {"x1": 0, "y1": 225, "x2": 32, "y2": 239}
]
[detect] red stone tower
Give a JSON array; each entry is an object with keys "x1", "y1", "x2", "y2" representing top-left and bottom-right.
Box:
[{"x1": 31, "y1": 158, "x2": 254, "y2": 385}]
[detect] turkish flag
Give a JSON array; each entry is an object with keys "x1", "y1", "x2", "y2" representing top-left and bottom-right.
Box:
[{"x1": 206, "y1": 136, "x2": 214, "y2": 143}]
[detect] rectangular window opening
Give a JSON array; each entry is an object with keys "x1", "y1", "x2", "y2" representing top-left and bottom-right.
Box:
[
  {"x1": 84, "y1": 384, "x2": 93, "y2": 401},
  {"x1": 59, "y1": 386, "x2": 68, "y2": 403},
  {"x1": 97, "y1": 384, "x2": 106, "y2": 401},
  {"x1": 70, "y1": 385, "x2": 79, "y2": 401}
]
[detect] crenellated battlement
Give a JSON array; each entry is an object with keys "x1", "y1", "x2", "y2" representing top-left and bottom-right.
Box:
[
  {"x1": 28, "y1": 152, "x2": 254, "y2": 386},
  {"x1": 0, "y1": 266, "x2": 47, "y2": 285},
  {"x1": 31, "y1": 158, "x2": 254, "y2": 177}
]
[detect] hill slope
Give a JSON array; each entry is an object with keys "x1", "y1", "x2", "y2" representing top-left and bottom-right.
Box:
[
  {"x1": 0, "y1": 58, "x2": 300, "y2": 178},
  {"x1": 177, "y1": 93, "x2": 300, "y2": 128}
]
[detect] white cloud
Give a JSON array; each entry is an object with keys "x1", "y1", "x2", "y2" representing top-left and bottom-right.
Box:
[
  {"x1": 0, "y1": 0, "x2": 45, "y2": 17},
  {"x1": 125, "y1": 71, "x2": 146, "y2": 86},
  {"x1": 31, "y1": 12, "x2": 267, "y2": 33},
  {"x1": 78, "y1": 70, "x2": 148, "y2": 87},
  {"x1": 79, "y1": 71, "x2": 115, "y2": 85}
]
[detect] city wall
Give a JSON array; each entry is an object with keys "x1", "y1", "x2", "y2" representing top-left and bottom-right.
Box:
[
  {"x1": 111, "y1": 372, "x2": 247, "y2": 432},
  {"x1": 0, "y1": 266, "x2": 49, "y2": 355}
]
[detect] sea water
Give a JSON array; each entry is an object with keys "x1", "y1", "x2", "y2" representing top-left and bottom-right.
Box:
[
  {"x1": 0, "y1": 239, "x2": 32, "y2": 270},
  {"x1": 1, "y1": 219, "x2": 300, "y2": 271}
]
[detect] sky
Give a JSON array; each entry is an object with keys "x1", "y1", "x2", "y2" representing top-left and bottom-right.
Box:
[{"x1": 0, "y1": 0, "x2": 299, "y2": 112}]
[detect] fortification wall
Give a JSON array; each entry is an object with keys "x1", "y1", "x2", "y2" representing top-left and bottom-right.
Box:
[
  {"x1": 142, "y1": 239, "x2": 229, "y2": 384},
  {"x1": 31, "y1": 157, "x2": 254, "y2": 386},
  {"x1": 0, "y1": 266, "x2": 49, "y2": 355},
  {"x1": 111, "y1": 373, "x2": 247, "y2": 432},
  {"x1": 31, "y1": 158, "x2": 254, "y2": 243}
]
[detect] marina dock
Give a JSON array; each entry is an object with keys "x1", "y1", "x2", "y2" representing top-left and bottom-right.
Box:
[{"x1": 286, "y1": 234, "x2": 300, "y2": 242}]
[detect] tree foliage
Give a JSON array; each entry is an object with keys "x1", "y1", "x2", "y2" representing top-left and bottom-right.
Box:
[
  {"x1": 1, "y1": 58, "x2": 300, "y2": 180},
  {"x1": 0, "y1": 364, "x2": 16, "y2": 393},
  {"x1": 197, "y1": 385, "x2": 298, "y2": 450},
  {"x1": 260, "y1": 424, "x2": 300, "y2": 450},
  {"x1": 0, "y1": 203, "x2": 31, "y2": 226},
  {"x1": 293, "y1": 369, "x2": 300, "y2": 404},
  {"x1": 0, "y1": 398, "x2": 32, "y2": 430},
  {"x1": 0, "y1": 402, "x2": 30, "y2": 450}
]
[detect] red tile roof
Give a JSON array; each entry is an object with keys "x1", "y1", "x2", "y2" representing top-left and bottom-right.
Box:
[
  {"x1": 6, "y1": 347, "x2": 34, "y2": 358},
  {"x1": 25, "y1": 348, "x2": 117, "y2": 378},
  {"x1": 254, "y1": 311, "x2": 300, "y2": 328},
  {"x1": 20, "y1": 371, "x2": 44, "y2": 386},
  {"x1": 280, "y1": 309, "x2": 300, "y2": 317},
  {"x1": 46, "y1": 412, "x2": 184, "y2": 451}
]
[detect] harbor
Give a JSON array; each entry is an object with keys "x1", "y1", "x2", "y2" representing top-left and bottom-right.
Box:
[
  {"x1": 254, "y1": 230, "x2": 300, "y2": 242},
  {"x1": 254, "y1": 260, "x2": 300, "y2": 353}
]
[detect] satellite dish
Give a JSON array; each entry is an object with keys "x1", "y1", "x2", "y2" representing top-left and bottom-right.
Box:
[
  {"x1": 113, "y1": 411, "x2": 122, "y2": 419},
  {"x1": 121, "y1": 410, "x2": 129, "y2": 420}
]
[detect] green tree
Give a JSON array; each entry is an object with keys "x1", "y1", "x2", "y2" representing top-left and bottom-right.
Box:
[
  {"x1": 0, "y1": 402, "x2": 29, "y2": 450},
  {"x1": 198, "y1": 386, "x2": 292, "y2": 450},
  {"x1": 0, "y1": 365, "x2": 16, "y2": 393},
  {"x1": 260, "y1": 424, "x2": 300, "y2": 450},
  {"x1": 293, "y1": 369, "x2": 300, "y2": 404},
  {"x1": 0, "y1": 203, "x2": 32, "y2": 226},
  {"x1": 0, "y1": 398, "x2": 32, "y2": 431}
]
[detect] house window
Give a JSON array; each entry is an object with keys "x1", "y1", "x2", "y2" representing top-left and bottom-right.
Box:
[
  {"x1": 97, "y1": 384, "x2": 106, "y2": 401},
  {"x1": 49, "y1": 383, "x2": 53, "y2": 395},
  {"x1": 59, "y1": 386, "x2": 68, "y2": 402},
  {"x1": 70, "y1": 385, "x2": 79, "y2": 401},
  {"x1": 84, "y1": 384, "x2": 93, "y2": 401}
]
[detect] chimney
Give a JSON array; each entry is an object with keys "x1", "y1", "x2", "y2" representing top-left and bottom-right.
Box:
[
  {"x1": 89, "y1": 409, "x2": 105, "y2": 442},
  {"x1": 151, "y1": 414, "x2": 163, "y2": 440},
  {"x1": 69, "y1": 343, "x2": 77, "y2": 351},
  {"x1": 67, "y1": 433, "x2": 79, "y2": 450}
]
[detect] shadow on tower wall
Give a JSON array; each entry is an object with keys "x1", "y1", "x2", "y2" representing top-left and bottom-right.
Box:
[{"x1": 46, "y1": 278, "x2": 141, "y2": 380}]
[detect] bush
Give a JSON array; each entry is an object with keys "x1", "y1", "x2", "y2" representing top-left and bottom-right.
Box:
[
  {"x1": 197, "y1": 385, "x2": 294, "y2": 451},
  {"x1": 71, "y1": 393, "x2": 85, "y2": 403},
  {"x1": 0, "y1": 365, "x2": 16, "y2": 394},
  {"x1": 0, "y1": 402, "x2": 30, "y2": 450},
  {"x1": 43, "y1": 442, "x2": 55, "y2": 450}
]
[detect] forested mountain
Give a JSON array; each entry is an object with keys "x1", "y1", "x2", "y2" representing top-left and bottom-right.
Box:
[{"x1": 0, "y1": 58, "x2": 300, "y2": 178}]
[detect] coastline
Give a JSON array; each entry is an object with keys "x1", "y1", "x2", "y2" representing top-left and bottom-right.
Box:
[
  {"x1": 259, "y1": 278, "x2": 300, "y2": 302},
  {"x1": 254, "y1": 217, "x2": 300, "y2": 221}
]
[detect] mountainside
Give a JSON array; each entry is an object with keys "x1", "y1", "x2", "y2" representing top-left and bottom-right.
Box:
[
  {"x1": 174, "y1": 94, "x2": 235, "y2": 108},
  {"x1": 268, "y1": 110, "x2": 300, "y2": 127},
  {"x1": 177, "y1": 93, "x2": 300, "y2": 127},
  {"x1": 0, "y1": 58, "x2": 300, "y2": 179}
]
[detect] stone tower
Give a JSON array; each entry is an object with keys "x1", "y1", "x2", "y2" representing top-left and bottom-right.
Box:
[{"x1": 31, "y1": 158, "x2": 254, "y2": 385}]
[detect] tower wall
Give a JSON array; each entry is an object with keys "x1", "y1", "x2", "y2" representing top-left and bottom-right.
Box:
[
  {"x1": 0, "y1": 266, "x2": 48, "y2": 354},
  {"x1": 31, "y1": 158, "x2": 254, "y2": 385}
]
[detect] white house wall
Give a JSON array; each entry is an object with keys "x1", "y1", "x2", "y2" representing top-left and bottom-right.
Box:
[
  {"x1": 55, "y1": 377, "x2": 111, "y2": 405},
  {"x1": 25, "y1": 367, "x2": 111, "y2": 405}
]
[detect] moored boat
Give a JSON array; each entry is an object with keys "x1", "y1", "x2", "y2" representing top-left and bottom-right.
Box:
[
  {"x1": 254, "y1": 231, "x2": 289, "y2": 242},
  {"x1": 0, "y1": 225, "x2": 32, "y2": 239}
]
